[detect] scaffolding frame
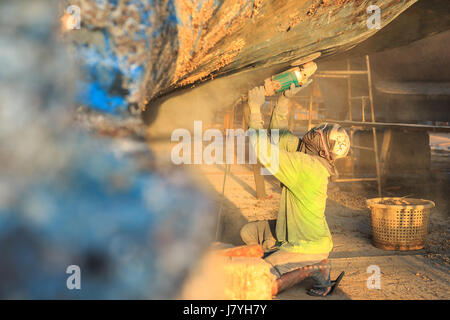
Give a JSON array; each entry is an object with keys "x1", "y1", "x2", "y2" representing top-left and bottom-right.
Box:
[{"x1": 314, "y1": 55, "x2": 383, "y2": 197}]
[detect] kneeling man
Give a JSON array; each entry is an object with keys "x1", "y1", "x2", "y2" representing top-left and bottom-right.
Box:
[{"x1": 242, "y1": 85, "x2": 350, "y2": 296}]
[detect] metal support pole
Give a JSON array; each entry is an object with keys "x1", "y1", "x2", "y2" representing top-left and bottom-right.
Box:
[
  {"x1": 308, "y1": 84, "x2": 314, "y2": 131},
  {"x1": 361, "y1": 97, "x2": 366, "y2": 122},
  {"x1": 215, "y1": 163, "x2": 230, "y2": 241},
  {"x1": 380, "y1": 129, "x2": 392, "y2": 186},
  {"x1": 346, "y1": 60, "x2": 355, "y2": 175},
  {"x1": 366, "y1": 55, "x2": 382, "y2": 197},
  {"x1": 242, "y1": 99, "x2": 266, "y2": 200},
  {"x1": 318, "y1": 70, "x2": 368, "y2": 75},
  {"x1": 334, "y1": 177, "x2": 378, "y2": 182},
  {"x1": 347, "y1": 60, "x2": 353, "y2": 123}
]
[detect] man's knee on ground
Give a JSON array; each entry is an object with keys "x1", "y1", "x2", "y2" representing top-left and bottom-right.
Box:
[{"x1": 240, "y1": 222, "x2": 258, "y2": 245}]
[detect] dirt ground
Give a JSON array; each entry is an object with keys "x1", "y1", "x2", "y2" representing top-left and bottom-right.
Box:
[
  {"x1": 82, "y1": 112, "x2": 449, "y2": 299},
  {"x1": 187, "y1": 150, "x2": 450, "y2": 300}
]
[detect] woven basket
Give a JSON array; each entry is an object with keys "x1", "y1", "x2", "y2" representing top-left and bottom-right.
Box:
[{"x1": 366, "y1": 197, "x2": 435, "y2": 251}]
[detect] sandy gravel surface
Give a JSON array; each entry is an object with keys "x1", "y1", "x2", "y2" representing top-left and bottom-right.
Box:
[{"x1": 192, "y1": 160, "x2": 449, "y2": 300}]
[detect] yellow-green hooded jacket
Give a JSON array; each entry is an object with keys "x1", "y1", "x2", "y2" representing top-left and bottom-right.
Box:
[{"x1": 248, "y1": 98, "x2": 333, "y2": 255}]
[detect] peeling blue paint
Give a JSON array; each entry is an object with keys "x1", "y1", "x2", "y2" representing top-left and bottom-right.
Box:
[
  {"x1": 72, "y1": 0, "x2": 182, "y2": 114},
  {"x1": 76, "y1": 81, "x2": 127, "y2": 113}
]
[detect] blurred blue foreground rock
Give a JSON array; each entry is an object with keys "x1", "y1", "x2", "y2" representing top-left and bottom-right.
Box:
[{"x1": 0, "y1": 0, "x2": 213, "y2": 299}]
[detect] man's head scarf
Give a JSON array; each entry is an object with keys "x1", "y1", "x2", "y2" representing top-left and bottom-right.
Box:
[{"x1": 298, "y1": 123, "x2": 350, "y2": 175}]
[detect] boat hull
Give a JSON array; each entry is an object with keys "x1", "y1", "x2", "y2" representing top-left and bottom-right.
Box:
[{"x1": 68, "y1": 0, "x2": 418, "y2": 113}]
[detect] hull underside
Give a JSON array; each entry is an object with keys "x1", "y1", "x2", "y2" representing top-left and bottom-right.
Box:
[{"x1": 69, "y1": 0, "x2": 419, "y2": 112}]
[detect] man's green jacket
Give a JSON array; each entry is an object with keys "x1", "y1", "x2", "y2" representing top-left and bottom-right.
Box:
[{"x1": 248, "y1": 98, "x2": 333, "y2": 255}]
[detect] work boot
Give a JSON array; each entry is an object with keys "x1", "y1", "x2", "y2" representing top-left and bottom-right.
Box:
[
  {"x1": 272, "y1": 259, "x2": 330, "y2": 296},
  {"x1": 307, "y1": 260, "x2": 345, "y2": 297},
  {"x1": 307, "y1": 260, "x2": 332, "y2": 296}
]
